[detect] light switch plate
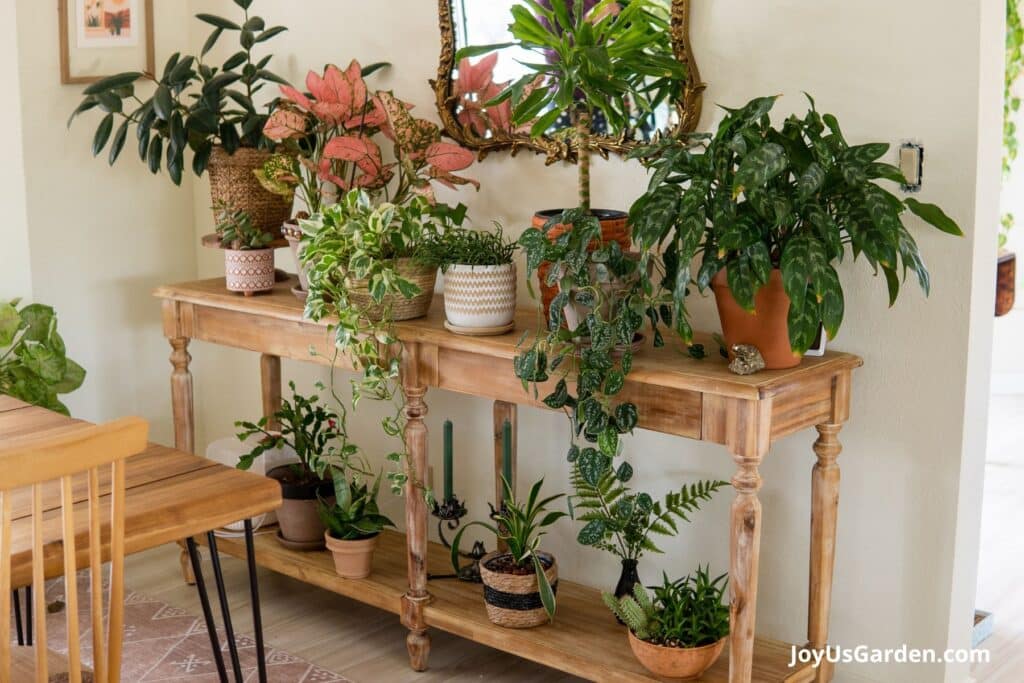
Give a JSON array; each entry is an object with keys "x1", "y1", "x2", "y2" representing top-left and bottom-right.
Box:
[{"x1": 899, "y1": 141, "x2": 923, "y2": 192}]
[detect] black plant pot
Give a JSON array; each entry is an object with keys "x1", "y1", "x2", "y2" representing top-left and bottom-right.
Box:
[{"x1": 613, "y1": 559, "x2": 642, "y2": 624}]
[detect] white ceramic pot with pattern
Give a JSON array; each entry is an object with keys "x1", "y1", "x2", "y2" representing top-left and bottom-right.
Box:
[
  {"x1": 443, "y1": 263, "x2": 517, "y2": 329},
  {"x1": 224, "y1": 248, "x2": 275, "y2": 296}
]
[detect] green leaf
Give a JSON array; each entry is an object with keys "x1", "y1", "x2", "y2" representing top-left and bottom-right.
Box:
[
  {"x1": 18, "y1": 304, "x2": 54, "y2": 342},
  {"x1": 597, "y1": 427, "x2": 619, "y2": 457},
  {"x1": 92, "y1": 114, "x2": 114, "y2": 156},
  {"x1": 153, "y1": 85, "x2": 173, "y2": 121},
  {"x1": 147, "y1": 137, "x2": 163, "y2": 174},
  {"x1": 577, "y1": 519, "x2": 606, "y2": 545},
  {"x1": 233, "y1": 0, "x2": 253, "y2": 8},
  {"x1": 0, "y1": 302, "x2": 21, "y2": 346},
  {"x1": 20, "y1": 343, "x2": 65, "y2": 383},
  {"x1": 841, "y1": 142, "x2": 889, "y2": 165},
  {"x1": 732, "y1": 143, "x2": 787, "y2": 197},
  {"x1": 255, "y1": 26, "x2": 288, "y2": 43},
  {"x1": 780, "y1": 234, "x2": 812, "y2": 311},
  {"x1": 202, "y1": 28, "x2": 224, "y2": 56},
  {"x1": 533, "y1": 554, "x2": 557, "y2": 621},
  {"x1": 578, "y1": 448, "x2": 610, "y2": 486},
  {"x1": 796, "y1": 162, "x2": 825, "y2": 201},
  {"x1": 904, "y1": 198, "x2": 964, "y2": 236},
  {"x1": 53, "y1": 359, "x2": 86, "y2": 394},
  {"x1": 82, "y1": 72, "x2": 142, "y2": 95},
  {"x1": 195, "y1": 13, "x2": 241, "y2": 30},
  {"x1": 616, "y1": 461, "x2": 634, "y2": 483},
  {"x1": 108, "y1": 119, "x2": 129, "y2": 165}
]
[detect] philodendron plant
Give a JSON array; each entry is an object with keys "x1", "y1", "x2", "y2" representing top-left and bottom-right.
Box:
[
  {"x1": 629, "y1": 94, "x2": 964, "y2": 353},
  {"x1": 0, "y1": 300, "x2": 85, "y2": 415},
  {"x1": 68, "y1": 0, "x2": 288, "y2": 184}
]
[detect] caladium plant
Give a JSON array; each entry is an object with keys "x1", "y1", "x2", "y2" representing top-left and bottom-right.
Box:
[{"x1": 262, "y1": 60, "x2": 478, "y2": 213}]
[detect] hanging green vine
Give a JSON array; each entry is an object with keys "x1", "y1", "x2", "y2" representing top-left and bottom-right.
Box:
[{"x1": 1003, "y1": 0, "x2": 1024, "y2": 246}]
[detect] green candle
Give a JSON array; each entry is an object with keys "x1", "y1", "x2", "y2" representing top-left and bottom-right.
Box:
[
  {"x1": 443, "y1": 419, "x2": 453, "y2": 501},
  {"x1": 502, "y1": 419, "x2": 513, "y2": 493}
]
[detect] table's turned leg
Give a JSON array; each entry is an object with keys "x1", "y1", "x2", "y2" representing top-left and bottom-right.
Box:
[
  {"x1": 260, "y1": 354, "x2": 282, "y2": 432},
  {"x1": 169, "y1": 336, "x2": 196, "y2": 585},
  {"x1": 808, "y1": 423, "x2": 842, "y2": 682},
  {"x1": 401, "y1": 343, "x2": 431, "y2": 671}
]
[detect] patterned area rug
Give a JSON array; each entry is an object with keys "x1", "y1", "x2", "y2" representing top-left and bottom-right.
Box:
[{"x1": 10, "y1": 572, "x2": 349, "y2": 682}]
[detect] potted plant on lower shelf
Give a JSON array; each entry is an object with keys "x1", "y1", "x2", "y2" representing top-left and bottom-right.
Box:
[
  {"x1": 604, "y1": 567, "x2": 730, "y2": 679},
  {"x1": 214, "y1": 201, "x2": 277, "y2": 296},
  {"x1": 451, "y1": 478, "x2": 567, "y2": 628},
  {"x1": 420, "y1": 225, "x2": 519, "y2": 335},
  {"x1": 630, "y1": 94, "x2": 963, "y2": 369},
  {"x1": 236, "y1": 382, "x2": 344, "y2": 550},
  {"x1": 319, "y1": 466, "x2": 395, "y2": 579}
]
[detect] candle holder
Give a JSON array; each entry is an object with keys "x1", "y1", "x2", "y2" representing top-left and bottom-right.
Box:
[{"x1": 428, "y1": 494, "x2": 487, "y2": 583}]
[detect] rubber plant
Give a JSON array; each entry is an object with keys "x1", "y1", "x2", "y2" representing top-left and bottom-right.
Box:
[
  {"x1": 0, "y1": 300, "x2": 85, "y2": 415},
  {"x1": 67, "y1": 0, "x2": 288, "y2": 184},
  {"x1": 628, "y1": 94, "x2": 964, "y2": 355}
]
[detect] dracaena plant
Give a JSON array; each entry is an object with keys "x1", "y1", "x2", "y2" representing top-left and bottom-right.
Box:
[
  {"x1": 629, "y1": 94, "x2": 964, "y2": 354},
  {"x1": 460, "y1": 0, "x2": 685, "y2": 212},
  {"x1": 263, "y1": 60, "x2": 479, "y2": 214},
  {"x1": 450, "y1": 477, "x2": 567, "y2": 621},
  {"x1": 68, "y1": 0, "x2": 288, "y2": 185},
  {"x1": 604, "y1": 567, "x2": 730, "y2": 647},
  {"x1": 0, "y1": 300, "x2": 85, "y2": 415}
]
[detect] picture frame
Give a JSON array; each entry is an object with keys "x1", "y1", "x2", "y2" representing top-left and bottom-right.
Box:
[{"x1": 58, "y1": 0, "x2": 155, "y2": 85}]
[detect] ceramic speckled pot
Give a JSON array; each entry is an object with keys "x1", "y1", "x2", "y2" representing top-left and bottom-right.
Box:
[
  {"x1": 627, "y1": 632, "x2": 726, "y2": 679},
  {"x1": 324, "y1": 532, "x2": 379, "y2": 579},
  {"x1": 443, "y1": 263, "x2": 517, "y2": 329},
  {"x1": 224, "y1": 248, "x2": 275, "y2": 296}
]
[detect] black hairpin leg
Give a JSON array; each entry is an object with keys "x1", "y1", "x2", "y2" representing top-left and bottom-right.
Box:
[
  {"x1": 243, "y1": 520, "x2": 267, "y2": 683},
  {"x1": 25, "y1": 586, "x2": 32, "y2": 646},
  {"x1": 185, "y1": 537, "x2": 229, "y2": 682},
  {"x1": 12, "y1": 589, "x2": 24, "y2": 646},
  {"x1": 206, "y1": 532, "x2": 244, "y2": 682}
]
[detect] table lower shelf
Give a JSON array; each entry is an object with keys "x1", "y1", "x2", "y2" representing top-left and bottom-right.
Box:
[{"x1": 208, "y1": 529, "x2": 815, "y2": 682}]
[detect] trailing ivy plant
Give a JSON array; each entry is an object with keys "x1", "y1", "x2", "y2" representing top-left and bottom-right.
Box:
[
  {"x1": 68, "y1": 0, "x2": 288, "y2": 185},
  {"x1": 1003, "y1": 0, "x2": 1024, "y2": 247},
  {"x1": 0, "y1": 300, "x2": 85, "y2": 415},
  {"x1": 629, "y1": 94, "x2": 963, "y2": 355}
]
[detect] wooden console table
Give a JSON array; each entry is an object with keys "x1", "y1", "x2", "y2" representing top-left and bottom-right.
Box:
[{"x1": 155, "y1": 277, "x2": 862, "y2": 683}]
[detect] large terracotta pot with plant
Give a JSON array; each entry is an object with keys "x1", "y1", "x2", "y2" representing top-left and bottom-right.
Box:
[
  {"x1": 451, "y1": 478, "x2": 565, "y2": 629},
  {"x1": 236, "y1": 381, "x2": 348, "y2": 551},
  {"x1": 67, "y1": 1, "x2": 292, "y2": 238},
  {"x1": 319, "y1": 467, "x2": 394, "y2": 579},
  {"x1": 605, "y1": 568, "x2": 730, "y2": 680},
  {"x1": 629, "y1": 95, "x2": 965, "y2": 370}
]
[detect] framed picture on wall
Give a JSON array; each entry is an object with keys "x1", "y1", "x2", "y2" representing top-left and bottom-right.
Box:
[{"x1": 58, "y1": 0, "x2": 155, "y2": 85}]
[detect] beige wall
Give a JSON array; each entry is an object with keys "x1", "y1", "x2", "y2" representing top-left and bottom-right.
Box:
[
  {"x1": 11, "y1": 1, "x2": 197, "y2": 444},
  {"x1": 2, "y1": 0, "x2": 997, "y2": 681},
  {"x1": 0, "y1": 2, "x2": 32, "y2": 300}
]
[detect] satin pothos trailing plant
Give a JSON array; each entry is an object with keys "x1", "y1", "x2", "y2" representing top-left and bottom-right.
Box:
[{"x1": 629, "y1": 94, "x2": 963, "y2": 354}]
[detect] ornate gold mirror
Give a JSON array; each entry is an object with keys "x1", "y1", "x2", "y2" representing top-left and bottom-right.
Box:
[{"x1": 434, "y1": 0, "x2": 703, "y2": 162}]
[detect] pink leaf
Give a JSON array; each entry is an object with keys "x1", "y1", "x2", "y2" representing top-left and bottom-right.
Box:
[
  {"x1": 425, "y1": 142, "x2": 475, "y2": 172},
  {"x1": 455, "y1": 53, "x2": 498, "y2": 97},
  {"x1": 377, "y1": 92, "x2": 440, "y2": 160},
  {"x1": 263, "y1": 108, "x2": 307, "y2": 140},
  {"x1": 279, "y1": 84, "x2": 312, "y2": 111},
  {"x1": 429, "y1": 167, "x2": 480, "y2": 191}
]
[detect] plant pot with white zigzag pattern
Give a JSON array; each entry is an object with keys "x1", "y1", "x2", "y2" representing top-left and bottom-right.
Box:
[
  {"x1": 443, "y1": 263, "x2": 517, "y2": 331},
  {"x1": 224, "y1": 247, "x2": 276, "y2": 296}
]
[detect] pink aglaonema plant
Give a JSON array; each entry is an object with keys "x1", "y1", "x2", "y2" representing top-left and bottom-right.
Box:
[
  {"x1": 453, "y1": 54, "x2": 515, "y2": 137},
  {"x1": 263, "y1": 59, "x2": 477, "y2": 213}
]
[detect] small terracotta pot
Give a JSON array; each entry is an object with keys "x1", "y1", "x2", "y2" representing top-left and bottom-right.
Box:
[
  {"x1": 996, "y1": 251, "x2": 1016, "y2": 317},
  {"x1": 282, "y1": 220, "x2": 309, "y2": 292},
  {"x1": 443, "y1": 263, "x2": 517, "y2": 329},
  {"x1": 324, "y1": 532, "x2": 379, "y2": 579},
  {"x1": 627, "y1": 631, "x2": 726, "y2": 679},
  {"x1": 534, "y1": 209, "x2": 631, "y2": 318},
  {"x1": 224, "y1": 248, "x2": 275, "y2": 296},
  {"x1": 479, "y1": 551, "x2": 558, "y2": 629},
  {"x1": 711, "y1": 268, "x2": 802, "y2": 369},
  {"x1": 267, "y1": 466, "x2": 332, "y2": 549}
]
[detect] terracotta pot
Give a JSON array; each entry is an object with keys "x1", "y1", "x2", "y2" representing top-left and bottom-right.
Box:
[
  {"x1": 267, "y1": 466, "x2": 332, "y2": 549},
  {"x1": 627, "y1": 631, "x2": 726, "y2": 680},
  {"x1": 282, "y1": 220, "x2": 309, "y2": 292},
  {"x1": 324, "y1": 532, "x2": 379, "y2": 579},
  {"x1": 443, "y1": 263, "x2": 517, "y2": 329},
  {"x1": 534, "y1": 209, "x2": 631, "y2": 318},
  {"x1": 224, "y1": 248, "x2": 275, "y2": 296},
  {"x1": 711, "y1": 268, "x2": 802, "y2": 369},
  {"x1": 479, "y1": 550, "x2": 558, "y2": 629},
  {"x1": 207, "y1": 146, "x2": 292, "y2": 235},
  {"x1": 996, "y1": 251, "x2": 1016, "y2": 317}
]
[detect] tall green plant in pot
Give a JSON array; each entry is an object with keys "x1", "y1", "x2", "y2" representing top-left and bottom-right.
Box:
[
  {"x1": 630, "y1": 94, "x2": 963, "y2": 369},
  {"x1": 460, "y1": 0, "x2": 686, "y2": 315}
]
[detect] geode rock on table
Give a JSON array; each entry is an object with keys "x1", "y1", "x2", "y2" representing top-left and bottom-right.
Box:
[{"x1": 728, "y1": 344, "x2": 765, "y2": 375}]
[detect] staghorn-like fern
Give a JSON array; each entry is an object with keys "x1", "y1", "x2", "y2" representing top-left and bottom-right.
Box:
[{"x1": 569, "y1": 451, "x2": 727, "y2": 562}]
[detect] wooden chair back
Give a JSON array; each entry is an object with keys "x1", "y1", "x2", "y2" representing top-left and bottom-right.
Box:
[{"x1": 0, "y1": 417, "x2": 149, "y2": 683}]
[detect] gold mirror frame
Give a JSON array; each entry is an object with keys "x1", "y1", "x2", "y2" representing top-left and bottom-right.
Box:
[{"x1": 433, "y1": 0, "x2": 704, "y2": 163}]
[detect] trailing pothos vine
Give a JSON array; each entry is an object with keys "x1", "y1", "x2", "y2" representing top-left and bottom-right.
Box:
[{"x1": 1004, "y1": 0, "x2": 1024, "y2": 246}]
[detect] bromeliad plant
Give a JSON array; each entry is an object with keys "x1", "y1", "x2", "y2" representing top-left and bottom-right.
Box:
[
  {"x1": 213, "y1": 200, "x2": 274, "y2": 249},
  {"x1": 68, "y1": 0, "x2": 289, "y2": 184},
  {"x1": 629, "y1": 94, "x2": 964, "y2": 354},
  {"x1": 450, "y1": 477, "x2": 567, "y2": 621},
  {"x1": 604, "y1": 567, "x2": 730, "y2": 647},
  {"x1": 0, "y1": 300, "x2": 85, "y2": 415},
  {"x1": 263, "y1": 60, "x2": 478, "y2": 213},
  {"x1": 460, "y1": 0, "x2": 685, "y2": 211}
]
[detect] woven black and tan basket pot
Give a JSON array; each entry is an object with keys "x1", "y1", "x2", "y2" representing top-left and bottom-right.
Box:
[{"x1": 479, "y1": 551, "x2": 558, "y2": 629}]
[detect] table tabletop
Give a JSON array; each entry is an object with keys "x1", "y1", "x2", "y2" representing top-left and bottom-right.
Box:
[{"x1": 0, "y1": 398, "x2": 281, "y2": 589}]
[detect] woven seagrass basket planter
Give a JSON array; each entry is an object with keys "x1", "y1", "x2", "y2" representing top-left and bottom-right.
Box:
[
  {"x1": 208, "y1": 147, "x2": 292, "y2": 235},
  {"x1": 479, "y1": 550, "x2": 558, "y2": 629},
  {"x1": 348, "y1": 258, "x2": 438, "y2": 322}
]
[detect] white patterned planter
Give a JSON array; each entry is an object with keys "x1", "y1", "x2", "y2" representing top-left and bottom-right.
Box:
[
  {"x1": 224, "y1": 248, "x2": 275, "y2": 295},
  {"x1": 444, "y1": 263, "x2": 517, "y2": 328}
]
